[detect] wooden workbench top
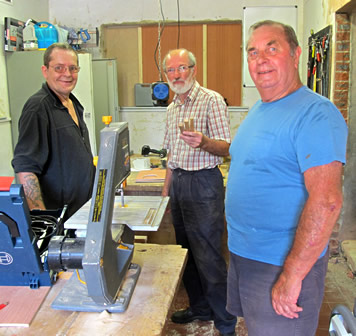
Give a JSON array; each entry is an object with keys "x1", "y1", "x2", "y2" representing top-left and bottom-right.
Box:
[
  {"x1": 126, "y1": 154, "x2": 230, "y2": 194},
  {"x1": 0, "y1": 244, "x2": 187, "y2": 336}
]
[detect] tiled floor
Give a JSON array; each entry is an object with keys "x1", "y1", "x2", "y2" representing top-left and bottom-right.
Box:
[{"x1": 164, "y1": 255, "x2": 356, "y2": 336}]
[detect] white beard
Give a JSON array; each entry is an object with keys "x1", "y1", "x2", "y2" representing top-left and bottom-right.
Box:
[{"x1": 167, "y1": 73, "x2": 195, "y2": 95}]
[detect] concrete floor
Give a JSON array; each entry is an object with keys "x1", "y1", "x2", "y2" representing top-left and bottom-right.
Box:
[{"x1": 164, "y1": 243, "x2": 356, "y2": 336}]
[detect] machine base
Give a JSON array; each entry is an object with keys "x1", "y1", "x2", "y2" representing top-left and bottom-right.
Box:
[{"x1": 51, "y1": 263, "x2": 141, "y2": 313}]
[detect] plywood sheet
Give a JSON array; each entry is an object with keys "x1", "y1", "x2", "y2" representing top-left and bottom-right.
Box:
[
  {"x1": 0, "y1": 286, "x2": 50, "y2": 327},
  {"x1": 101, "y1": 22, "x2": 242, "y2": 107},
  {"x1": 207, "y1": 23, "x2": 242, "y2": 106},
  {"x1": 142, "y1": 24, "x2": 203, "y2": 104}
]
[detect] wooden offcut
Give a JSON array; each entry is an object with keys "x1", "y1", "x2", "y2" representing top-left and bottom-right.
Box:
[
  {"x1": 135, "y1": 168, "x2": 166, "y2": 183},
  {"x1": 0, "y1": 286, "x2": 50, "y2": 327}
]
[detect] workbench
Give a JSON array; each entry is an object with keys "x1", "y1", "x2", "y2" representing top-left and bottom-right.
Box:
[
  {"x1": 0, "y1": 244, "x2": 187, "y2": 336},
  {"x1": 125, "y1": 155, "x2": 230, "y2": 253},
  {"x1": 126, "y1": 155, "x2": 230, "y2": 195}
]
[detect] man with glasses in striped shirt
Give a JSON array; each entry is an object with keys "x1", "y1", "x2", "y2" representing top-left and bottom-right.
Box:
[{"x1": 161, "y1": 48, "x2": 236, "y2": 336}]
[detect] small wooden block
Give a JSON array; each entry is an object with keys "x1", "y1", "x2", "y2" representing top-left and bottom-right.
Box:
[
  {"x1": 189, "y1": 117, "x2": 194, "y2": 131},
  {"x1": 178, "y1": 123, "x2": 184, "y2": 133}
]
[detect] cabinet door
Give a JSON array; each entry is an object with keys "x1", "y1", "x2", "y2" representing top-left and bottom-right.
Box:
[
  {"x1": 92, "y1": 59, "x2": 119, "y2": 119},
  {"x1": 207, "y1": 23, "x2": 242, "y2": 106},
  {"x1": 73, "y1": 53, "x2": 97, "y2": 156}
]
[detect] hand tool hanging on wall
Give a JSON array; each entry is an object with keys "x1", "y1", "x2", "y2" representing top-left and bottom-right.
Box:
[
  {"x1": 321, "y1": 34, "x2": 329, "y2": 97},
  {"x1": 307, "y1": 42, "x2": 313, "y2": 88},
  {"x1": 307, "y1": 26, "x2": 331, "y2": 98},
  {"x1": 79, "y1": 28, "x2": 91, "y2": 43},
  {"x1": 312, "y1": 41, "x2": 318, "y2": 92},
  {"x1": 315, "y1": 43, "x2": 322, "y2": 93}
]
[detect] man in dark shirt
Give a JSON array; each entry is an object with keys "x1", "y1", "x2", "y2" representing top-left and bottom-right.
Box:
[{"x1": 12, "y1": 43, "x2": 95, "y2": 220}]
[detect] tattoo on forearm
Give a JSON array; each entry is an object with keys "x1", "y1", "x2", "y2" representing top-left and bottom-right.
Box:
[{"x1": 22, "y1": 173, "x2": 44, "y2": 208}]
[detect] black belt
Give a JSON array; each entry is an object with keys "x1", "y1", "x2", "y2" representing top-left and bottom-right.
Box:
[{"x1": 173, "y1": 166, "x2": 218, "y2": 174}]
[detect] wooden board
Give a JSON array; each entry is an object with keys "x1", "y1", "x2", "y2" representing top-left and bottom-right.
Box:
[
  {"x1": 142, "y1": 24, "x2": 204, "y2": 105},
  {"x1": 0, "y1": 286, "x2": 50, "y2": 327},
  {"x1": 101, "y1": 22, "x2": 242, "y2": 107},
  {"x1": 207, "y1": 23, "x2": 242, "y2": 106},
  {"x1": 0, "y1": 244, "x2": 187, "y2": 336},
  {"x1": 135, "y1": 168, "x2": 166, "y2": 183}
]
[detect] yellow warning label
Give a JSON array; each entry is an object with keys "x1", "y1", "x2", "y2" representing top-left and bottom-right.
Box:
[{"x1": 92, "y1": 169, "x2": 107, "y2": 222}]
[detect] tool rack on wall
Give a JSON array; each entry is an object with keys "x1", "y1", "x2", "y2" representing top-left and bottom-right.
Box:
[{"x1": 307, "y1": 25, "x2": 332, "y2": 98}]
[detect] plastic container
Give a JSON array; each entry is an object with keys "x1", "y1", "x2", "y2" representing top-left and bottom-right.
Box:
[
  {"x1": 34, "y1": 21, "x2": 58, "y2": 49},
  {"x1": 23, "y1": 24, "x2": 38, "y2": 51}
]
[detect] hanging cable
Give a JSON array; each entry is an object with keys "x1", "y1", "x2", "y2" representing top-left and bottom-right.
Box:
[
  {"x1": 154, "y1": 0, "x2": 166, "y2": 81},
  {"x1": 177, "y1": 0, "x2": 180, "y2": 49}
]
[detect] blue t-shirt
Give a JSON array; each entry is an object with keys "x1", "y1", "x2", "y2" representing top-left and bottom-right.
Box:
[{"x1": 226, "y1": 86, "x2": 348, "y2": 266}]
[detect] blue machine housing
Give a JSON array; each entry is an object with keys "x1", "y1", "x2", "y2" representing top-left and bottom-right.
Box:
[{"x1": 0, "y1": 184, "x2": 52, "y2": 288}]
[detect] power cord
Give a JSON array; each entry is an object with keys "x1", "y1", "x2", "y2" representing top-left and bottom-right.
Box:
[
  {"x1": 176, "y1": 0, "x2": 180, "y2": 48},
  {"x1": 31, "y1": 214, "x2": 59, "y2": 255},
  {"x1": 154, "y1": 0, "x2": 166, "y2": 81}
]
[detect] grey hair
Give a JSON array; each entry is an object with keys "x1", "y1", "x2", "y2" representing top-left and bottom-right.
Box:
[
  {"x1": 247, "y1": 20, "x2": 299, "y2": 56},
  {"x1": 162, "y1": 48, "x2": 196, "y2": 72},
  {"x1": 43, "y1": 42, "x2": 79, "y2": 67}
]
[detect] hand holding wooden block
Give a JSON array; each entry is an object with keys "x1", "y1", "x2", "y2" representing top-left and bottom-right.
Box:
[
  {"x1": 179, "y1": 123, "x2": 184, "y2": 133},
  {"x1": 189, "y1": 117, "x2": 194, "y2": 131},
  {"x1": 184, "y1": 119, "x2": 189, "y2": 131},
  {"x1": 179, "y1": 117, "x2": 195, "y2": 133}
]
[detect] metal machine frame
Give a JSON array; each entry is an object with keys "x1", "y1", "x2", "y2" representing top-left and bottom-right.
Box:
[
  {"x1": 50, "y1": 121, "x2": 141, "y2": 312},
  {"x1": 0, "y1": 122, "x2": 142, "y2": 313}
]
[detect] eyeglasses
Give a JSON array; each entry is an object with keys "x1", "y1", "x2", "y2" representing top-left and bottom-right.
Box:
[
  {"x1": 49, "y1": 65, "x2": 81, "y2": 73},
  {"x1": 166, "y1": 65, "x2": 195, "y2": 74}
]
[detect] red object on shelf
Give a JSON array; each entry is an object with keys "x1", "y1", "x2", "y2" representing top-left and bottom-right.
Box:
[{"x1": 0, "y1": 177, "x2": 15, "y2": 191}]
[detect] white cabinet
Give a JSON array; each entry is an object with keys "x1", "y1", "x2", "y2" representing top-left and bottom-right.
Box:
[{"x1": 6, "y1": 51, "x2": 119, "y2": 156}]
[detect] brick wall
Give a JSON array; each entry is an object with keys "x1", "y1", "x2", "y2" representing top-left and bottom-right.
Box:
[
  {"x1": 333, "y1": 13, "x2": 351, "y2": 121},
  {"x1": 329, "y1": 13, "x2": 351, "y2": 255}
]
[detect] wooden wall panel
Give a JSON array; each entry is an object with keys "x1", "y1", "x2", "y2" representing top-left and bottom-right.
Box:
[
  {"x1": 102, "y1": 26, "x2": 140, "y2": 106},
  {"x1": 101, "y1": 22, "x2": 242, "y2": 107},
  {"x1": 207, "y1": 23, "x2": 242, "y2": 106},
  {"x1": 142, "y1": 24, "x2": 203, "y2": 102}
]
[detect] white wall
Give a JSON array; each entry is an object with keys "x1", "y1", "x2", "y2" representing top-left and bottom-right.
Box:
[{"x1": 0, "y1": 0, "x2": 49, "y2": 175}]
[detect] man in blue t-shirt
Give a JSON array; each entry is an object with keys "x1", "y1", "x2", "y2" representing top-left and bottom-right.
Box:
[{"x1": 225, "y1": 20, "x2": 348, "y2": 336}]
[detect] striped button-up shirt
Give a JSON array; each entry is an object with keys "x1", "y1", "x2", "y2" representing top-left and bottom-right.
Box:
[{"x1": 163, "y1": 81, "x2": 231, "y2": 171}]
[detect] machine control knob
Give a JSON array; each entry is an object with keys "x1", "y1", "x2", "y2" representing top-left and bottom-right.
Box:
[{"x1": 102, "y1": 116, "x2": 112, "y2": 126}]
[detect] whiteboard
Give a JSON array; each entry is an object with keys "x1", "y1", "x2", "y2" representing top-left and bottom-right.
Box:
[{"x1": 243, "y1": 6, "x2": 298, "y2": 87}]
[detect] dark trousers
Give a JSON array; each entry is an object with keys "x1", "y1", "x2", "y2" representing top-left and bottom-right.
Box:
[
  {"x1": 170, "y1": 167, "x2": 236, "y2": 333},
  {"x1": 227, "y1": 251, "x2": 329, "y2": 336}
]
